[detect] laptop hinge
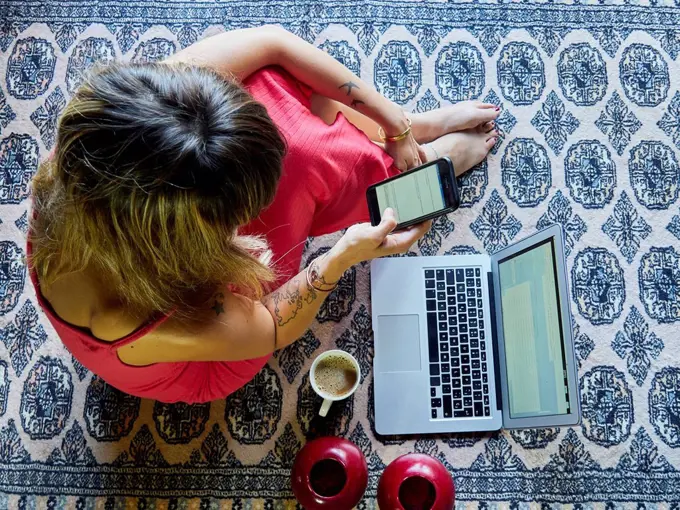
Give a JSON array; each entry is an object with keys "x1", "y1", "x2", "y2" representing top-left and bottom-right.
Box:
[{"x1": 487, "y1": 272, "x2": 502, "y2": 412}]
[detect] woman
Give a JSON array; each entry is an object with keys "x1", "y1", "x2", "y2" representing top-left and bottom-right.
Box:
[{"x1": 29, "y1": 27, "x2": 499, "y2": 403}]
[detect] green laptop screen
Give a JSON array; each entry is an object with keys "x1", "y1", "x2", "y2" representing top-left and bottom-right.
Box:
[{"x1": 498, "y1": 239, "x2": 570, "y2": 419}]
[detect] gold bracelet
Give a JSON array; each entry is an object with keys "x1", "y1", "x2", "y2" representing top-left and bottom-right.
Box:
[{"x1": 378, "y1": 117, "x2": 412, "y2": 142}]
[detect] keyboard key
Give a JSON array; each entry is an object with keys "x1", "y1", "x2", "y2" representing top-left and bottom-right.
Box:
[
  {"x1": 428, "y1": 312, "x2": 439, "y2": 362},
  {"x1": 474, "y1": 391, "x2": 482, "y2": 400},
  {"x1": 478, "y1": 299, "x2": 483, "y2": 308},
  {"x1": 452, "y1": 368, "x2": 461, "y2": 378},
  {"x1": 469, "y1": 308, "x2": 477, "y2": 318},
  {"x1": 466, "y1": 268, "x2": 474, "y2": 277},
  {"x1": 448, "y1": 307, "x2": 456, "y2": 315},
  {"x1": 458, "y1": 293, "x2": 466, "y2": 302},
  {"x1": 461, "y1": 355, "x2": 470, "y2": 364},
  {"x1": 457, "y1": 283, "x2": 465, "y2": 293},
  {"x1": 450, "y1": 337, "x2": 459, "y2": 347},
  {"x1": 442, "y1": 384, "x2": 451, "y2": 394},
  {"x1": 477, "y1": 288, "x2": 482, "y2": 298},
  {"x1": 479, "y1": 320, "x2": 485, "y2": 329},
  {"x1": 474, "y1": 402, "x2": 483, "y2": 416},
  {"x1": 447, "y1": 286, "x2": 455, "y2": 294},
  {"x1": 448, "y1": 317, "x2": 457, "y2": 326},
  {"x1": 453, "y1": 389, "x2": 462, "y2": 399},
  {"x1": 427, "y1": 300, "x2": 436, "y2": 311},
  {"x1": 482, "y1": 374, "x2": 488, "y2": 383},
  {"x1": 484, "y1": 406, "x2": 490, "y2": 416},
  {"x1": 443, "y1": 398, "x2": 452, "y2": 418},
  {"x1": 483, "y1": 385, "x2": 489, "y2": 394},
  {"x1": 471, "y1": 349, "x2": 479, "y2": 358},
  {"x1": 472, "y1": 360, "x2": 480, "y2": 369},
  {"x1": 481, "y1": 341, "x2": 486, "y2": 350},
  {"x1": 459, "y1": 313, "x2": 468, "y2": 322},
  {"x1": 475, "y1": 268, "x2": 481, "y2": 277},
  {"x1": 431, "y1": 376, "x2": 441, "y2": 386},
  {"x1": 460, "y1": 334, "x2": 469, "y2": 343},
  {"x1": 439, "y1": 322, "x2": 447, "y2": 331},
  {"x1": 451, "y1": 347, "x2": 459, "y2": 357},
  {"x1": 431, "y1": 408, "x2": 438, "y2": 419},
  {"x1": 481, "y1": 352, "x2": 486, "y2": 361},
  {"x1": 437, "y1": 292, "x2": 446, "y2": 301},
  {"x1": 476, "y1": 278, "x2": 481, "y2": 287},
  {"x1": 442, "y1": 374, "x2": 451, "y2": 383},
  {"x1": 440, "y1": 342, "x2": 448, "y2": 352},
  {"x1": 462, "y1": 365, "x2": 471, "y2": 375},
  {"x1": 471, "y1": 339, "x2": 479, "y2": 348},
  {"x1": 426, "y1": 280, "x2": 435, "y2": 288},
  {"x1": 431, "y1": 398, "x2": 442, "y2": 408},
  {"x1": 468, "y1": 298, "x2": 476, "y2": 308},
  {"x1": 479, "y1": 309, "x2": 484, "y2": 318},
  {"x1": 467, "y1": 288, "x2": 475, "y2": 298},
  {"x1": 439, "y1": 332, "x2": 447, "y2": 342},
  {"x1": 431, "y1": 388, "x2": 437, "y2": 397},
  {"x1": 447, "y1": 296, "x2": 455, "y2": 306},
  {"x1": 446, "y1": 270, "x2": 454, "y2": 285},
  {"x1": 449, "y1": 328, "x2": 457, "y2": 337},
  {"x1": 465, "y1": 409, "x2": 473, "y2": 417},
  {"x1": 469, "y1": 318, "x2": 478, "y2": 328},
  {"x1": 441, "y1": 353, "x2": 449, "y2": 363},
  {"x1": 454, "y1": 400, "x2": 463, "y2": 410},
  {"x1": 456, "y1": 269, "x2": 464, "y2": 281},
  {"x1": 460, "y1": 324, "x2": 468, "y2": 333},
  {"x1": 464, "y1": 397, "x2": 472, "y2": 407},
  {"x1": 452, "y1": 379, "x2": 461, "y2": 388},
  {"x1": 473, "y1": 381, "x2": 482, "y2": 390},
  {"x1": 461, "y1": 344, "x2": 469, "y2": 354},
  {"x1": 472, "y1": 370, "x2": 481, "y2": 379},
  {"x1": 430, "y1": 364, "x2": 440, "y2": 376},
  {"x1": 451, "y1": 357, "x2": 460, "y2": 367},
  {"x1": 466, "y1": 278, "x2": 474, "y2": 287},
  {"x1": 463, "y1": 387, "x2": 472, "y2": 396},
  {"x1": 484, "y1": 395, "x2": 489, "y2": 405},
  {"x1": 425, "y1": 270, "x2": 435, "y2": 278},
  {"x1": 436, "y1": 269, "x2": 444, "y2": 280},
  {"x1": 454, "y1": 410, "x2": 466, "y2": 417},
  {"x1": 437, "y1": 282, "x2": 445, "y2": 290},
  {"x1": 441, "y1": 363, "x2": 450, "y2": 372},
  {"x1": 426, "y1": 289, "x2": 436, "y2": 299},
  {"x1": 438, "y1": 303, "x2": 446, "y2": 312},
  {"x1": 480, "y1": 330, "x2": 485, "y2": 340},
  {"x1": 463, "y1": 375, "x2": 471, "y2": 385},
  {"x1": 482, "y1": 363, "x2": 487, "y2": 372}
]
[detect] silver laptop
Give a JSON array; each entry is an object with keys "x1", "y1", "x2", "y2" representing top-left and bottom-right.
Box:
[{"x1": 370, "y1": 224, "x2": 580, "y2": 435}]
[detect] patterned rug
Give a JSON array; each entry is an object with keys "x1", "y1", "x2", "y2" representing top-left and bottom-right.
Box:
[{"x1": 1, "y1": 0, "x2": 680, "y2": 507}]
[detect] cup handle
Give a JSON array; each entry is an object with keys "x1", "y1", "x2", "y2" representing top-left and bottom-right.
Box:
[{"x1": 319, "y1": 398, "x2": 333, "y2": 417}]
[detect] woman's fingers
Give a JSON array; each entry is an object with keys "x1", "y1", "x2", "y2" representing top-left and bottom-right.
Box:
[
  {"x1": 374, "y1": 208, "x2": 398, "y2": 239},
  {"x1": 379, "y1": 220, "x2": 432, "y2": 255}
]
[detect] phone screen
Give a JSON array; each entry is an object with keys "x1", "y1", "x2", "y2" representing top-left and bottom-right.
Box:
[{"x1": 375, "y1": 162, "x2": 446, "y2": 224}]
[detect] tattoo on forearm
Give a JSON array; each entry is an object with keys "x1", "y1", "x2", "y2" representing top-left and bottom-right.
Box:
[
  {"x1": 339, "y1": 81, "x2": 360, "y2": 96},
  {"x1": 271, "y1": 278, "x2": 305, "y2": 327},
  {"x1": 350, "y1": 99, "x2": 365, "y2": 108},
  {"x1": 211, "y1": 293, "x2": 225, "y2": 316}
]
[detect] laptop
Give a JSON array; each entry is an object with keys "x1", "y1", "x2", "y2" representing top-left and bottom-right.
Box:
[{"x1": 370, "y1": 224, "x2": 580, "y2": 435}]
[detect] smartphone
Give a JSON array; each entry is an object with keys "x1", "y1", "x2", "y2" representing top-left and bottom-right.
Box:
[{"x1": 366, "y1": 157, "x2": 460, "y2": 230}]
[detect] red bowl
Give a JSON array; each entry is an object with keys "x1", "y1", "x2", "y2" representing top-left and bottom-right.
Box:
[
  {"x1": 291, "y1": 437, "x2": 368, "y2": 509},
  {"x1": 377, "y1": 454, "x2": 455, "y2": 510}
]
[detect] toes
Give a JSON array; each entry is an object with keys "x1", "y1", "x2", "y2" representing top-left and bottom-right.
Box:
[
  {"x1": 478, "y1": 102, "x2": 498, "y2": 109},
  {"x1": 478, "y1": 121, "x2": 496, "y2": 133},
  {"x1": 485, "y1": 136, "x2": 498, "y2": 151}
]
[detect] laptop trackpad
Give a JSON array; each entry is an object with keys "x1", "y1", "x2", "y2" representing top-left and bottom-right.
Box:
[{"x1": 376, "y1": 315, "x2": 421, "y2": 373}]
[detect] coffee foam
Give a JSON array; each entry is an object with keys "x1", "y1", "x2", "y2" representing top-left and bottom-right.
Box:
[{"x1": 314, "y1": 354, "x2": 358, "y2": 397}]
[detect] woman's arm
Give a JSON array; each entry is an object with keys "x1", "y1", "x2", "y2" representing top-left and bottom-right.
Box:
[
  {"x1": 167, "y1": 26, "x2": 421, "y2": 169},
  {"x1": 117, "y1": 211, "x2": 431, "y2": 365}
]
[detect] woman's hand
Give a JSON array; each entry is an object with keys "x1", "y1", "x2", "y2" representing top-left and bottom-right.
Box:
[
  {"x1": 384, "y1": 132, "x2": 422, "y2": 171},
  {"x1": 330, "y1": 209, "x2": 431, "y2": 268}
]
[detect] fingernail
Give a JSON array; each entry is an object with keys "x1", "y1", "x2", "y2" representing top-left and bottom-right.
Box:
[{"x1": 495, "y1": 106, "x2": 500, "y2": 111}]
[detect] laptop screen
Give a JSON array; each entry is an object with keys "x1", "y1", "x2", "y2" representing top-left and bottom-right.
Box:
[{"x1": 497, "y1": 238, "x2": 571, "y2": 419}]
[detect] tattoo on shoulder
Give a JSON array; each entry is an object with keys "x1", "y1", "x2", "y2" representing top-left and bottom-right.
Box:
[
  {"x1": 339, "y1": 81, "x2": 360, "y2": 96},
  {"x1": 351, "y1": 99, "x2": 365, "y2": 108},
  {"x1": 211, "y1": 292, "x2": 225, "y2": 316},
  {"x1": 271, "y1": 278, "x2": 304, "y2": 327}
]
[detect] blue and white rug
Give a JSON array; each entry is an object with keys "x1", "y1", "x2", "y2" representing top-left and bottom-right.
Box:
[{"x1": 1, "y1": 0, "x2": 679, "y2": 507}]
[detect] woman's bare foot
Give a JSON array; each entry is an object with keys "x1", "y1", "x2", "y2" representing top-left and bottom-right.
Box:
[
  {"x1": 425, "y1": 122, "x2": 498, "y2": 176},
  {"x1": 412, "y1": 101, "x2": 500, "y2": 143}
]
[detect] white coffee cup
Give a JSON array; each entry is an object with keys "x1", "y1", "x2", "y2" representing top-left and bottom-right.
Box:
[{"x1": 310, "y1": 350, "x2": 361, "y2": 417}]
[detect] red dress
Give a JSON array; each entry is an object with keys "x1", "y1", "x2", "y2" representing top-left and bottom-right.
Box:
[{"x1": 29, "y1": 67, "x2": 399, "y2": 403}]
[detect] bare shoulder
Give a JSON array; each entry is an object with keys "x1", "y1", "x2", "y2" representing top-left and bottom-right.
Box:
[{"x1": 117, "y1": 289, "x2": 276, "y2": 366}]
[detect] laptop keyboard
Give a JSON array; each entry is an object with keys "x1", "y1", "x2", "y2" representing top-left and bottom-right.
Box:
[{"x1": 425, "y1": 267, "x2": 491, "y2": 419}]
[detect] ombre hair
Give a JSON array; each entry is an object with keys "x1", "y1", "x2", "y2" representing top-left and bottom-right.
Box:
[{"x1": 30, "y1": 62, "x2": 286, "y2": 316}]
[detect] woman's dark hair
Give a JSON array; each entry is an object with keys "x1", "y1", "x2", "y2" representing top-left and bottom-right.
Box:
[{"x1": 31, "y1": 62, "x2": 287, "y2": 314}]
